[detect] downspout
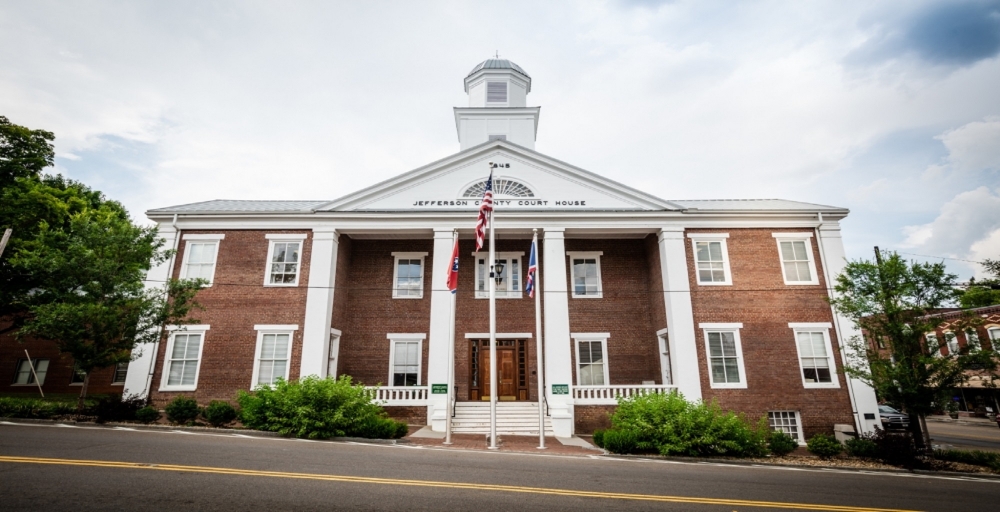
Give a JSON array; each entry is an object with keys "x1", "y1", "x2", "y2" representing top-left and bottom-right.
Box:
[
  {"x1": 814, "y1": 212, "x2": 864, "y2": 435},
  {"x1": 144, "y1": 214, "x2": 180, "y2": 398}
]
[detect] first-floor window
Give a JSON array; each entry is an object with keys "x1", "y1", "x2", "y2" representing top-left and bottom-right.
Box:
[
  {"x1": 768, "y1": 411, "x2": 803, "y2": 443},
  {"x1": 390, "y1": 338, "x2": 422, "y2": 386},
  {"x1": 254, "y1": 333, "x2": 292, "y2": 387},
  {"x1": 702, "y1": 325, "x2": 745, "y2": 388},
  {"x1": 576, "y1": 338, "x2": 608, "y2": 386},
  {"x1": 795, "y1": 332, "x2": 833, "y2": 385},
  {"x1": 162, "y1": 328, "x2": 208, "y2": 391},
  {"x1": 13, "y1": 358, "x2": 48, "y2": 385},
  {"x1": 112, "y1": 362, "x2": 128, "y2": 384},
  {"x1": 71, "y1": 362, "x2": 87, "y2": 384}
]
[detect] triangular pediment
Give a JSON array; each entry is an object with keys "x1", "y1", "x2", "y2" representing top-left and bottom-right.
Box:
[{"x1": 318, "y1": 140, "x2": 680, "y2": 212}]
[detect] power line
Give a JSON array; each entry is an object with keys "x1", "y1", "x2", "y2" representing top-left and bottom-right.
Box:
[{"x1": 886, "y1": 250, "x2": 985, "y2": 265}]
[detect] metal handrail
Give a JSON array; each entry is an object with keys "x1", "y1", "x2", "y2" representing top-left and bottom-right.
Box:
[{"x1": 543, "y1": 396, "x2": 550, "y2": 417}]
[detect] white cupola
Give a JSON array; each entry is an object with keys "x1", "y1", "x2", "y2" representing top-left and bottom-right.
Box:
[{"x1": 455, "y1": 58, "x2": 540, "y2": 150}]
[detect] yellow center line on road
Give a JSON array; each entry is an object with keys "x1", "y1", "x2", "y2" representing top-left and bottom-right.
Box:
[{"x1": 0, "y1": 455, "x2": 918, "y2": 512}]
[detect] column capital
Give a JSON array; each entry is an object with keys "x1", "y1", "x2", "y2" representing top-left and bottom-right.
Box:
[
  {"x1": 658, "y1": 226, "x2": 685, "y2": 242},
  {"x1": 433, "y1": 228, "x2": 456, "y2": 239},
  {"x1": 311, "y1": 229, "x2": 339, "y2": 241},
  {"x1": 543, "y1": 228, "x2": 566, "y2": 239}
]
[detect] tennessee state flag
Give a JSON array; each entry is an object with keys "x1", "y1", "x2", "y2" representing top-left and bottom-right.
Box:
[
  {"x1": 525, "y1": 238, "x2": 537, "y2": 298},
  {"x1": 446, "y1": 237, "x2": 459, "y2": 293}
]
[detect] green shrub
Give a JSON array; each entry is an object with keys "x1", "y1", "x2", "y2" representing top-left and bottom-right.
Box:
[
  {"x1": 0, "y1": 396, "x2": 76, "y2": 419},
  {"x1": 608, "y1": 391, "x2": 769, "y2": 457},
  {"x1": 844, "y1": 436, "x2": 879, "y2": 459},
  {"x1": 806, "y1": 434, "x2": 843, "y2": 459},
  {"x1": 602, "y1": 429, "x2": 639, "y2": 454},
  {"x1": 592, "y1": 429, "x2": 606, "y2": 449},
  {"x1": 768, "y1": 431, "x2": 798, "y2": 457},
  {"x1": 203, "y1": 400, "x2": 238, "y2": 427},
  {"x1": 165, "y1": 396, "x2": 201, "y2": 424},
  {"x1": 135, "y1": 406, "x2": 160, "y2": 424},
  {"x1": 859, "y1": 427, "x2": 917, "y2": 466},
  {"x1": 237, "y1": 375, "x2": 404, "y2": 439},
  {"x1": 933, "y1": 449, "x2": 1000, "y2": 471},
  {"x1": 88, "y1": 394, "x2": 146, "y2": 423}
]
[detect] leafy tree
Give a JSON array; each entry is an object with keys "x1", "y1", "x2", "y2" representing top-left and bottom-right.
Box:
[
  {"x1": 958, "y1": 258, "x2": 1000, "y2": 308},
  {"x1": 12, "y1": 207, "x2": 205, "y2": 409},
  {"x1": 1, "y1": 115, "x2": 205, "y2": 409},
  {"x1": 830, "y1": 251, "x2": 999, "y2": 451}
]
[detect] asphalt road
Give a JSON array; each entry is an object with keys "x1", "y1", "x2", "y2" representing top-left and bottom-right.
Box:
[
  {"x1": 1, "y1": 422, "x2": 998, "y2": 511},
  {"x1": 926, "y1": 420, "x2": 1000, "y2": 452}
]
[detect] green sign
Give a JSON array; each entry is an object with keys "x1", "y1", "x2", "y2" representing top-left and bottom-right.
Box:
[
  {"x1": 431, "y1": 384, "x2": 448, "y2": 394},
  {"x1": 552, "y1": 384, "x2": 569, "y2": 395}
]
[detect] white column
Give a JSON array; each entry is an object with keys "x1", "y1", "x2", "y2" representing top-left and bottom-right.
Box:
[
  {"x1": 658, "y1": 227, "x2": 702, "y2": 401},
  {"x1": 300, "y1": 230, "x2": 339, "y2": 378},
  {"x1": 124, "y1": 224, "x2": 179, "y2": 398},
  {"x1": 428, "y1": 228, "x2": 456, "y2": 431},
  {"x1": 542, "y1": 228, "x2": 574, "y2": 437},
  {"x1": 817, "y1": 221, "x2": 880, "y2": 434}
]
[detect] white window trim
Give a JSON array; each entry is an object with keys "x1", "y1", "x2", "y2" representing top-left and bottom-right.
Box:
[
  {"x1": 768, "y1": 410, "x2": 806, "y2": 446},
  {"x1": 263, "y1": 238, "x2": 304, "y2": 287},
  {"x1": 699, "y1": 323, "x2": 747, "y2": 389},
  {"x1": 392, "y1": 252, "x2": 428, "y2": 299},
  {"x1": 789, "y1": 323, "x2": 840, "y2": 389},
  {"x1": 387, "y1": 333, "x2": 425, "y2": 386},
  {"x1": 251, "y1": 325, "x2": 298, "y2": 389},
  {"x1": 472, "y1": 251, "x2": 525, "y2": 299},
  {"x1": 182, "y1": 234, "x2": 225, "y2": 241},
  {"x1": 943, "y1": 330, "x2": 960, "y2": 356},
  {"x1": 159, "y1": 325, "x2": 210, "y2": 392},
  {"x1": 179, "y1": 239, "x2": 221, "y2": 286},
  {"x1": 264, "y1": 233, "x2": 307, "y2": 240},
  {"x1": 567, "y1": 251, "x2": 604, "y2": 299},
  {"x1": 687, "y1": 234, "x2": 733, "y2": 286},
  {"x1": 772, "y1": 233, "x2": 819, "y2": 286},
  {"x1": 572, "y1": 333, "x2": 611, "y2": 387},
  {"x1": 986, "y1": 325, "x2": 1000, "y2": 351}
]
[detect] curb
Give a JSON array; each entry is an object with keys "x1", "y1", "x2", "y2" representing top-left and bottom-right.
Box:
[
  {"x1": 927, "y1": 416, "x2": 999, "y2": 429},
  {"x1": 601, "y1": 452, "x2": 1000, "y2": 479},
  {"x1": 0, "y1": 417, "x2": 409, "y2": 444}
]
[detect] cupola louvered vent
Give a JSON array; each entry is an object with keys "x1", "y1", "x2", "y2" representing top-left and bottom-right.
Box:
[
  {"x1": 463, "y1": 179, "x2": 534, "y2": 198},
  {"x1": 486, "y1": 82, "x2": 507, "y2": 103}
]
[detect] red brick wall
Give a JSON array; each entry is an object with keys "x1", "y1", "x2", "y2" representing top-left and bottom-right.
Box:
[
  {"x1": 686, "y1": 228, "x2": 855, "y2": 437},
  {"x1": 565, "y1": 238, "x2": 663, "y2": 386},
  {"x1": 575, "y1": 405, "x2": 616, "y2": 433},
  {"x1": 384, "y1": 405, "x2": 427, "y2": 425},
  {"x1": 336, "y1": 239, "x2": 433, "y2": 387},
  {"x1": 0, "y1": 321, "x2": 123, "y2": 396},
  {"x1": 149, "y1": 230, "x2": 312, "y2": 406}
]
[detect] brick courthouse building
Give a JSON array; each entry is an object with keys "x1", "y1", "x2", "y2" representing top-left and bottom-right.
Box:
[{"x1": 122, "y1": 58, "x2": 880, "y2": 440}]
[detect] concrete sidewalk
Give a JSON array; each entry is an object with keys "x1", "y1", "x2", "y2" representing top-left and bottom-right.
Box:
[
  {"x1": 927, "y1": 414, "x2": 999, "y2": 428},
  {"x1": 405, "y1": 427, "x2": 601, "y2": 455}
]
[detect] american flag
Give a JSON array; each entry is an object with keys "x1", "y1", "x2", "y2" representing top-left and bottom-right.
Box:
[
  {"x1": 525, "y1": 237, "x2": 538, "y2": 298},
  {"x1": 474, "y1": 171, "x2": 493, "y2": 251}
]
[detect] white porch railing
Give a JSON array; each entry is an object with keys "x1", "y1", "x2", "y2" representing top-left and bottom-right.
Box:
[
  {"x1": 572, "y1": 385, "x2": 677, "y2": 405},
  {"x1": 365, "y1": 386, "x2": 429, "y2": 406}
]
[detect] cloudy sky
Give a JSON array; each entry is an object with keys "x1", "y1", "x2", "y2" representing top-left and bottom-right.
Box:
[{"x1": 1, "y1": 1, "x2": 998, "y2": 278}]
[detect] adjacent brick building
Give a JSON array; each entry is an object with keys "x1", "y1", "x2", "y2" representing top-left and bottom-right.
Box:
[{"x1": 117, "y1": 58, "x2": 880, "y2": 439}]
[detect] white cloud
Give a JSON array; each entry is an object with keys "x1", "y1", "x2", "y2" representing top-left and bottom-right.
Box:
[
  {"x1": 935, "y1": 117, "x2": 1000, "y2": 173},
  {"x1": 970, "y1": 229, "x2": 1000, "y2": 278},
  {"x1": 900, "y1": 186, "x2": 1000, "y2": 275}
]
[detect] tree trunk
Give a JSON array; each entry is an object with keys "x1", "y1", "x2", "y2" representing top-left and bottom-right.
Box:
[
  {"x1": 908, "y1": 412, "x2": 926, "y2": 451},
  {"x1": 919, "y1": 414, "x2": 931, "y2": 450},
  {"x1": 76, "y1": 372, "x2": 91, "y2": 413}
]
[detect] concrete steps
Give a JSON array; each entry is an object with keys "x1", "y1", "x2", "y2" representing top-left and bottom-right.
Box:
[{"x1": 450, "y1": 402, "x2": 554, "y2": 436}]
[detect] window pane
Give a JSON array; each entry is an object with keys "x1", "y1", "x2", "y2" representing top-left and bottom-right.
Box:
[
  {"x1": 172, "y1": 335, "x2": 189, "y2": 359},
  {"x1": 185, "y1": 335, "x2": 202, "y2": 359},
  {"x1": 780, "y1": 241, "x2": 795, "y2": 260},
  {"x1": 723, "y1": 358, "x2": 740, "y2": 383},
  {"x1": 795, "y1": 262, "x2": 812, "y2": 281},
  {"x1": 579, "y1": 341, "x2": 592, "y2": 364},
  {"x1": 708, "y1": 332, "x2": 722, "y2": 357},
  {"x1": 720, "y1": 332, "x2": 736, "y2": 357},
  {"x1": 261, "y1": 334, "x2": 276, "y2": 359},
  {"x1": 696, "y1": 242, "x2": 710, "y2": 262},
  {"x1": 711, "y1": 359, "x2": 727, "y2": 383},
  {"x1": 792, "y1": 241, "x2": 808, "y2": 260},
  {"x1": 167, "y1": 361, "x2": 184, "y2": 386},
  {"x1": 709, "y1": 242, "x2": 723, "y2": 261},
  {"x1": 181, "y1": 361, "x2": 197, "y2": 386}
]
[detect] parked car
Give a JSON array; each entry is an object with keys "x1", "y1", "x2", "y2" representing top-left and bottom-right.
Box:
[{"x1": 878, "y1": 405, "x2": 910, "y2": 430}]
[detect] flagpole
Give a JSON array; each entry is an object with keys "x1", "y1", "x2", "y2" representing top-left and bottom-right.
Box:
[
  {"x1": 488, "y1": 199, "x2": 498, "y2": 450},
  {"x1": 444, "y1": 229, "x2": 458, "y2": 445},
  {"x1": 533, "y1": 229, "x2": 546, "y2": 449}
]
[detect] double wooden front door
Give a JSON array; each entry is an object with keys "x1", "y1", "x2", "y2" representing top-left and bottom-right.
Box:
[{"x1": 469, "y1": 339, "x2": 527, "y2": 401}]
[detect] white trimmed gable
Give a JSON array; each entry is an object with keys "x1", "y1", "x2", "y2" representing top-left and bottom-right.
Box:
[{"x1": 318, "y1": 140, "x2": 680, "y2": 212}]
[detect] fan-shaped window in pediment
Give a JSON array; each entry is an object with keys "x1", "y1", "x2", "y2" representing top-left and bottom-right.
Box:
[{"x1": 462, "y1": 179, "x2": 534, "y2": 198}]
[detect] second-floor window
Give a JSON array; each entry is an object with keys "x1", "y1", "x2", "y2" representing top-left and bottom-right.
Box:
[
  {"x1": 568, "y1": 251, "x2": 603, "y2": 298},
  {"x1": 265, "y1": 234, "x2": 306, "y2": 286},
  {"x1": 180, "y1": 234, "x2": 224, "y2": 285},
  {"x1": 475, "y1": 252, "x2": 521, "y2": 299},
  {"x1": 689, "y1": 234, "x2": 732, "y2": 285},
  {"x1": 773, "y1": 233, "x2": 818, "y2": 285},
  {"x1": 392, "y1": 252, "x2": 427, "y2": 298}
]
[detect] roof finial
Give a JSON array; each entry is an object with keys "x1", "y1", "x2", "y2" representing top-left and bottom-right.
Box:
[{"x1": 495, "y1": 50, "x2": 499, "y2": 59}]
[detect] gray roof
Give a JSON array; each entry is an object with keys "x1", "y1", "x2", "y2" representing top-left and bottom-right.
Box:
[
  {"x1": 467, "y1": 58, "x2": 530, "y2": 79},
  {"x1": 147, "y1": 200, "x2": 328, "y2": 214},
  {"x1": 669, "y1": 199, "x2": 845, "y2": 211}
]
